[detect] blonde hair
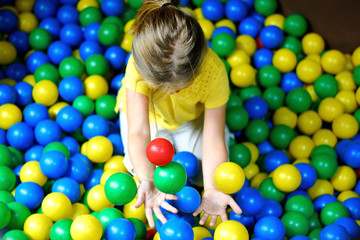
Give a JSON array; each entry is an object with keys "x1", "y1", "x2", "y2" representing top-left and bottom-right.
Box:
[{"x1": 130, "y1": 0, "x2": 207, "y2": 93}]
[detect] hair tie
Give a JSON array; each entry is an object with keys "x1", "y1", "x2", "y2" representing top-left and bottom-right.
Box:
[{"x1": 161, "y1": 2, "x2": 174, "y2": 8}]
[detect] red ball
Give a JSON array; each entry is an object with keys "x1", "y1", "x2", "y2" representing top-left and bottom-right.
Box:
[
  {"x1": 355, "y1": 168, "x2": 360, "y2": 180},
  {"x1": 256, "y1": 36, "x2": 265, "y2": 49},
  {"x1": 146, "y1": 138, "x2": 174, "y2": 166}
]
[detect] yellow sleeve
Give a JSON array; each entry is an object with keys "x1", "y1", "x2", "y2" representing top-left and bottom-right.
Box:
[{"x1": 204, "y1": 66, "x2": 230, "y2": 109}]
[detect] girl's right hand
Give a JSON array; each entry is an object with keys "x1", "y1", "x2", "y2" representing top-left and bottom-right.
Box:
[{"x1": 134, "y1": 180, "x2": 179, "y2": 228}]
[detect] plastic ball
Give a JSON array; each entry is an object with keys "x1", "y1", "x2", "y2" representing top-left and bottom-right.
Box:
[
  {"x1": 154, "y1": 161, "x2": 187, "y2": 194},
  {"x1": 227, "y1": 49, "x2": 250, "y2": 69},
  {"x1": 13, "y1": 82, "x2": 33, "y2": 108},
  {"x1": 343, "y1": 197, "x2": 360, "y2": 220},
  {"x1": 23, "y1": 214, "x2": 53, "y2": 240},
  {"x1": 257, "y1": 65, "x2": 281, "y2": 87},
  {"x1": 253, "y1": 48, "x2": 274, "y2": 69},
  {"x1": 212, "y1": 33, "x2": 236, "y2": 57},
  {"x1": 39, "y1": 150, "x2": 68, "y2": 178},
  {"x1": 50, "y1": 219, "x2": 73, "y2": 240},
  {"x1": 272, "y1": 164, "x2": 301, "y2": 192},
  {"x1": 318, "y1": 97, "x2": 345, "y2": 122},
  {"x1": 319, "y1": 223, "x2": 350, "y2": 240},
  {"x1": 0, "y1": 9, "x2": 18, "y2": 33},
  {"x1": 174, "y1": 186, "x2": 201, "y2": 213},
  {"x1": 235, "y1": 187, "x2": 264, "y2": 216},
  {"x1": 335, "y1": 90, "x2": 357, "y2": 113},
  {"x1": 329, "y1": 165, "x2": 356, "y2": 192},
  {"x1": 79, "y1": 6, "x2": 102, "y2": 27},
  {"x1": 283, "y1": 14, "x2": 307, "y2": 37},
  {"x1": 6, "y1": 62, "x2": 29, "y2": 82},
  {"x1": 313, "y1": 74, "x2": 339, "y2": 98},
  {"x1": 285, "y1": 87, "x2": 312, "y2": 114},
  {"x1": 6, "y1": 122, "x2": 33, "y2": 151},
  {"x1": 34, "y1": 63, "x2": 60, "y2": 84},
  {"x1": 281, "y1": 35, "x2": 302, "y2": 55},
  {"x1": 58, "y1": 76, "x2": 84, "y2": 103},
  {"x1": 335, "y1": 217, "x2": 360, "y2": 239},
  {"x1": 82, "y1": 114, "x2": 109, "y2": 139},
  {"x1": 172, "y1": 151, "x2": 199, "y2": 179},
  {"x1": 144, "y1": 138, "x2": 174, "y2": 166},
  {"x1": 296, "y1": 59, "x2": 322, "y2": 84},
  {"x1": 65, "y1": 155, "x2": 91, "y2": 184},
  {"x1": 4, "y1": 230, "x2": 29, "y2": 240},
  {"x1": 72, "y1": 95, "x2": 95, "y2": 117},
  {"x1": 84, "y1": 22, "x2": 100, "y2": 42},
  {"x1": 103, "y1": 218, "x2": 135, "y2": 240},
  {"x1": 320, "y1": 201, "x2": 349, "y2": 226},
  {"x1": 0, "y1": 84, "x2": 16, "y2": 106},
  {"x1": 39, "y1": 17, "x2": 62, "y2": 40},
  {"x1": 104, "y1": 172, "x2": 137, "y2": 205},
  {"x1": 26, "y1": 51, "x2": 50, "y2": 74},
  {"x1": 28, "y1": 28, "x2": 52, "y2": 51},
  {"x1": 224, "y1": 0, "x2": 247, "y2": 22},
  {"x1": 343, "y1": 142, "x2": 360, "y2": 168},
  {"x1": 18, "y1": 12, "x2": 39, "y2": 33},
  {"x1": 238, "y1": 17, "x2": 262, "y2": 38},
  {"x1": 313, "y1": 194, "x2": 337, "y2": 213},
  {"x1": 0, "y1": 104, "x2": 22, "y2": 131},
  {"x1": 15, "y1": 182, "x2": 44, "y2": 209},
  {"x1": 60, "y1": 23, "x2": 83, "y2": 47},
  {"x1": 159, "y1": 218, "x2": 193, "y2": 240},
  {"x1": 0, "y1": 201, "x2": 11, "y2": 229},
  {"x1": 86, "y1": 136, "x2": 113, "y2": 163},
  {"x1": 214, "y1": 162, "x2": 245, "y2": 194},
  {"x1": 259, "y1": 25, "x2": 284, "y2": 49},
  {"x1": 79, "y1": 40, "x2": 103, "y2": 61},
  {"x1": 245, "y1": 119, "x2": 270, "y2": 144},
  {"x1": 87, "y1": 184, "x2": 114, "y2": 212},
  {"x1": 264, "y1": 13, "x2": 285, "y2": 30},
  {"x1": 281, "y1": 211, "x2": 310, "y2": 237},
  {"x1": 229, "y1": 143, "x2": 251, "y2": 168},
  {"x1": 230, "y1": 63, "x2": 256, "y2": 87},
  {"x1": 273, "y1": 48, "x2": 297, "y2": 73},
  {"x1": 294, "y1": 163, "x2": 317, "y2": 190},
  {"x1": 34, "y1": 119, "x2": 61, "y2": 146},
  {"x1": 0, "y1": 41, "x2": 17, "y2": 65},
  {"x1": 285, "y1": 195, "x2": 314, "y2": 219},
  {"x1": 58, "y1": 57, "x2": 84, "y2": 79},
  {"x1": 0, "y1": 165, "x2": 15, "y2": 191},
  {"x1": 32, "y1": 80, "x2": 59, "y2": 106},
  {"x1": 297, "y1": 110, "x2": 322, "y2": 135},
  {"x1": 264, "y1": 150, "x2": 289, "y2": 173},
  {"x1": 244, "y1": 96, "x2": 268, "y2": 119},
  {"x1": 255, "y1": 198, "x2": 283, "y2": 220},
  {"x1": 42, "y1": 192, "x2": 72, "y2": 221},
  {"x1": 52, "y1": 177, "x2": 81, "y2": 203},
  {"x1": 70, "y1": 214, "x2": 102, "y2": 240},
  {"x1": 56, "y1": 106, "x2": 83, "y2": 133},
  {"x1": 302, "y1": 33, "x2": 325, "y2": 55},
  {"x1": 84, "y1": 75, "x2": 109, "y2": 100},
  {"x1": 201, "y1": 0, "x2": 224, "y2": 21},
  {"x1": 332, "y1": 113, "x2": 359, "y2": 139},
  {"x1": 19, "y1": 160, "x2": 47, "y2": 186},
  {"x1": 321, "y1": 50, "x2": 346, "y2": 75},
  {"x1": 254, "y1": 0, "x2": 277, "y2": 17},
  {"x1": 254, "y1": 216, "x2": 285, "y2": 240}
]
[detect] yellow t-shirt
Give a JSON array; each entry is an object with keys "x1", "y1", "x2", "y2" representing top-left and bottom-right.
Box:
[{"x1": 115, "y1": 47, "x2": 230, "y2": 131}]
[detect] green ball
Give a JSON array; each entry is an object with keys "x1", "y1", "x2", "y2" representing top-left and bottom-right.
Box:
[
  {"x1": 227, "y1": 93, "x2": 243, "y2": 109},
  {"x1": 50, "y1": 219, "x2": 73, "y2": 240},
  {"x1": 311, "y1": 153, "x2": 338, "y2": 179},
  {"x1": 122, "y1": 6, "x2": 137, "y2": 23},
  {"x1": 281, "y1": 211, "x2": 310, "y2": 237},
  {"x1": 0, "y1": 201, "x2": 11, "y2": 229},
  {"x1": 2, "y1": 230, "x2": 30, "y2": 240},
  {"x1": 313, "y1": 74, "x2": 339, "y2": 98},
  {"x1": 258, "y1": 177, "x2": 286, "y2": 202},
  {"x1": 103, "y1": 16, "x2": 124, "y2": 29},
  {"x1": 239, "y1": 85, "x2": 262, "y2": 101},
  {"x1": 127, "y1": 0, "x2": 143, "y2": 9},
  {"x1": 42, "y1": 179, "x2": 55, "y2": 196},
  {"x1": 297, "y1": 52, "x2": 306, "y2": 62},
  {"x1": 284, "y1": 14, "x2": 308, "y2": 37},
  {"x1": 309, "y1": 212, "x2": 322, "y2": 230},
  {"x1": 43, "y1": 142, "x2": 70, "y2": 159},
  {"x1": 257, "y1": 65, "x2": 281, "y2": 88},
  {"x1": 220, "y1": 57, "x2": 231, "y2": 75},
  {"x1": 254, "y1": 0, "x2": 278, "y2": 17},
  {"x1": 104, "y1": 172, "x2": 137, "y2": 205},
  {"x1": 353, "y1": 65, "x2": 360, "y2": 85},
  {"x1": 226, "y1": 106, "x2": 249, "y2": 131},
  {"x1": 0, "y1": 144, "x2": 11, "y2": 166},
  {"x1": 154, "y1": 162, "x2": 187, "y2": 194},
  {"x1": 97, "y1": 208, "x2": 124, "y2": 232},
  {"x1": 85, "y1": 54, "x2": 110, "y2": 77},
  {"x1": 128, "y1": 217, "x2": 147, "y2": 240},
  {"x1": 0, "y1": 166, "x2": 16, "y2": 191},
  {"x1": 6, "y1": 202, "x2": 31, "y2": 230},
  {"x1": 229, "y1": 143, "x2": 251, "y2": 168},
  {"x1": 192, "y1": 0, "x2": 206, "y2": 7},
  {"x1": 285, "y1": 195, "x2": 314, "y2": 219},
  {"x1": 59, "y1": 57, "x2": 85, "y2": 79},
  {"x1": 0, "y1": 190, "x2": 15, "y2": 204},
  {"x1": 320, "y1": 202, "x2": 349, "y2": 226},
  {"x1": 308, "y1": 228, "x2": 321, "y2": 240},
  {"x1": 34, "y1": 63, "x2": 60, "y2": 84},
  {"x1": 70, "y1": 129, "x2": 87, "y2": 144},
  {"x1": 285, "y1": 87, "x2": 312, "y2": 113},
  {"x1": 281, "y1": 36, "x2": 302, "y2": 55},
  {"x1": 310, "y1": 145, "x2": 337, "y2": 159},
  {"x1": 79, "y1": 7, "x2": 103, "y2": 26},
  {"x1": 354, "y1": 108, "x2": 360, "y2": 126},
  {"x1": 98, "y1": 23, "x2": 123, "y2": 46},
  {"x1": 212, "y1": 33, "x2": 236, "y2": 57},
  {"x1": 95, "y1": 94, "x2": 117, "y2": 120},
  {"x1": 28, "y1": 28, "x2": 52, "y2": 51},
  {"x1": 73, "y1": 95, "x2": 95, "y2": 117},
  {"x1": 8, "y1": 147, "x2": 24, "y2": 169},
  {"x1": 262, "y1": 86, "x2": 285, "y2": 110},
  {"x1": 245, "y1": 119, "x2": 269, "y2": 144}
]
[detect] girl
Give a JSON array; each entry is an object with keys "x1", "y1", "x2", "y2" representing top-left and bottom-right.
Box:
[{"x1": 115, "y1": 0, "x2": 242, "y2": 228}]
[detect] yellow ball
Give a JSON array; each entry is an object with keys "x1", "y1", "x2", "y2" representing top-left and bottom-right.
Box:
[
  {"x1": 227, "y1": 49, "x2": 250, "y2": 68},
  {"x1": 296, "y1": 59, "x2": 322, "y2": 84},
  {"x1": 15, "y1": 0, "x2": 35, "y2": 12},
  {"x1": 318, "y1": 97, "x2": 345, "y2": 122},
  {"x1": 236, "y1": 35, "x2": 257, "y2": 56},
  {"x1": 337, "y1": 190, "x2": 360, "y2": 203},
  {"x1": 104, "y1": 155, "x2": 128, "y2": 172},
  {"x1": 272, "y1": 107, "x2": 297, "y2": 128},
  {"x1": 0, "y1": 104, "x2": 22, "y2": 130},
  {"x1": 198, "y1": 19, "x2": 215, "y2": 41},
  {"x1": 70, "y1": 214, "x2": 102, "y2": 240},
  {"x1": 23, "y1": 74, "x2": 36, "y2": 86},
  {"x1": 0, "y1": 41, "x2": 17, "y2": 65},
  {"x1": 335, "y1": 90, "x2": 358, "y2": 113},
  {"x1": 242, "y1": 141, "x2": 259, "y2": 163},
  {"x1": 42, "y1": 192, "x2": 72, "y2": 221},
  {"x1": 312, "y1": 129, "x2": 337, "y2": 147},
  {"x1": 77, "y1": 0, "x2": 99, "y2": 11},
  {"x1": 24, "y1": 214, "x2": 53, "y2": 240},
  {"x1": 69, "y1": 203, "x2": 90, "y2": 220},
  {"x1": 289, "y1": 135, "x2": 315, "y2": 159},
  {"x1": 352, "y1": 46, "x2": 360, "y2": 67},
  {"x1": 305, "y1": 54, "x2": 321, "y2": 64},
  {"x1": 87, "y1": 184, "x2": 114, "y2": 212},
  {"x1": 0, "y1": 79, "x2": 17, "y2": 86},
  {"x1": 18, "y1": 12, "x2": 38, "y2": 33},
  {"x1": 307, "y1": 179, "x2": 334, "y2": 200},
  {"x1": 356, "y1": 87, "x2": 360, "y2": 105},
  {"x1": 81, "y1": 141, "x2": 88, "y2": 155},
  {"x1": 193, "y1": 226, "x2": 212, "y2": 240},
  {"x1": 153, "y1": 232, "x2": 161, "y2": 240},
  {"x1": 305, "y1": 84, "x2": 319, "y2": 101},
  {"x1": 48, "y1": 102, "x2": 69, "y2": 120},
  {"x1": 250, "y1": 172, "x2": 268, "y2": 189},
  {"x1": 194, "y1": 8, "x2": 204, "y2": 20},
  {"x1": 264, "y1": 13, "x2": 285, "y2": 30},
  {"x1": 32, "y1": 80, "x2": 59, "y2": 107},
  {"x1": 230, "y1": 63, "x2": 256, "y2": 88},
  {"x1": 123, "y1": 197, "x2": 146, "y2": 223},
  {"x1": 200, "y1": 211, "x2": 222, "y2": 230},
  {"x1": 321, "y1": 50, "x2": 346, "y2": 74},
  {"x1": 86, "y1": 136, "x2": 113, "y2": 163},
  {"x1": 297, "y1": 110, "x2": 322, "y2": 135},
  {"x1": 332, "y1": 113, "x2": 359, "y2": 139},
  {"x1": 272, "y1": 48, "x2": 297, "y2": 73},
  {"x1": 120, "y1": 33, "x2": 133, "y2": 53},
  {"x1": 124, "y1": 19, "x2": 135, "y2": 33},
  {"x1": 292, "y1": 158, "x2": 311, "y2": 165},
  {"x1": 100, "y1": 169, "x2": 121, "y2": 185},
  {"x1": 214, "y1": 220, "x2": 249, "y2": 240},
  {"x1": 272, "y1": 164, "x2": 301, "y2": 192},
  {"x1": 215, "y1": 19, "x2": 237, "y2": 33},
  {"x1": 84, "y1": 75, "x2": 108, "y2": 100},
  {"x1": 243, "y1": 162, "x2": 259, "y2": 180},
  {"x1": 330, "y1": 166, "x2": 357, "y2": 192},
  {"x1": 20, "y1": 161, "x2": 48, "y2": 186},
  {"x1": 344, "y1": 54, "x2": 354, "y2": 71},
  {"x1": 214, "y1": 162, "x2": 245, "y2": 194},
  {"x1": 335, "y1": 71, "x2": 356, "y2": 91},
  {"x1": 302, "y1": 33, "x2": 325, "y2": 55}
]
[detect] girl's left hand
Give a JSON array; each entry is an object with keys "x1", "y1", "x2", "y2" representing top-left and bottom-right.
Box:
[{"x1": 193, "y1": 188, "x2": 242, "y2": 226}]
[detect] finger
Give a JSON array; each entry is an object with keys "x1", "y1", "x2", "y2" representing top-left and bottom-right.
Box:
[
  {"x1": 145, "y1": 208, "x2": 155, "y2": 228},
  {"x1": 228, "y1": 198, "x2": 242, "y2": 215},
  {"x1": 165, "y1": 194, "x2": 178, "y2": 201},
  {"x1": 193, "y1": 206, "x2": 203, "y2": 217},
  {"x1": 199, "y1": 212, "x2": 209, "y2": 225},
  {"x1": 220, "y1": 211, "x2": 228, "y2": 222},
  {"x1": 134, "y1": 194, "x2": 145, "y2": 208},
  {"x1": 209, "y1": 214, "x2": 218, "y2": 227},
  {"x1": 160, "y1": 201, "x2": 178, "y2": 214},
  {"x1": 153, "y1": 207, "x2": 167, "y2": 224}
]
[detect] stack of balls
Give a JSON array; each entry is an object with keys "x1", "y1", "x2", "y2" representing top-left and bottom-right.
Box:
[{"x1": 0, "y1": 0, "x2": 359, "y2": 239}]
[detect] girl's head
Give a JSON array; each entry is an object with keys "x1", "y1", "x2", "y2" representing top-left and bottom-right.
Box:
[{"x1": 130, "y1": 0, "x2": 206, "y2": 93}]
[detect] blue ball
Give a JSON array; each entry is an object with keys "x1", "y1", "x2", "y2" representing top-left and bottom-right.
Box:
[
  {"x1": 59, "y1": 76, "x2": 85, "y2": 102},
  {"x1": 8, "y1": 30, "x2": 29, "y2": 55},
  {"x1": 15, "y1": 182, "x2": 44, "y2": 210},
  {"x1": 285, "y1": 190, "x2": 311, "y2": 202},
  {"x1": 257, "y1": 140, "x2": 274, "y2": 155},
  {"x1": 211, "y1": 26, "x2": 236, "y2": 39},
  {"x1": 0, "y1": 128, "x2": 7, "y2": 145},
  {"x1": 105, "y1": 218, "x2": 136, "y2": 240},
  {"x1": 84, "y1": 169, "x2": 104, "y2": 190},
  {"x1": 34, "y1": 120, "x2": 62, "y2": 146},
  {"x1": 33, "y1": 0, "x2": 58, "y2": 20},
  {"x1": 39, "y1": 17, "x2": 62, "y2": 39},
  {"x1": 47, "y1": 41, "x2": 73, "y2": 65},
  {"x1": 177, "y1": 211, "x2": 195, "y2": 227},
  {"x1": 79, "y1": 41, "x2": 104, "y2": 61},
  {"x1": 24, "y1": 145, "x2": 44, "y2": 162},
  {"x1": 56, "y1": 106, "x2": 83, "y2": 133},
  {"x1": 105, "y1": 46, "x2": 127, "y2": 70},
  {"x1": 0, "y1": 9, "x2": 18, "y2": 33},
  {"x1": 238, "y1": 17, "x2": 262, "y2": 38},
  {"x1": 313, "y1": 194, "x2": 338, "y2": 212},
  {"x1": 264, "y1": 150, "x2": 289, "y2": 173},
  {"x1": 290, "y1": 236, "x2": 310, "y2": 240},
  {"x1": 60, "y1": 23, "x2": 84, "y2": 47},
  {"x1": 244, "y1": 96, "x2": 269, "y2": 119},
  {"x1": 6, "y1": 62, "x2": 28, "y2": 82},
  {"x1": 335, "y1": 217, "x2": 360, "y2": 239},
  {"x1": 155, "y1": 212, "x2": 180, "y2": 232},
  {"x1": 229, "y1": 210, "x2": 256, "y2": 229},
  {"x1": 52, "y1": 177, "x2": 81, "y2": 203},
  {"x1": 13, "y1": 82, "x2": 33, "y2": 108},
  {"x1": 65, "y1": 155, "x2": 91, "y2": 183},
  {"x1": 355, "y1": 180, "x2": 360, "y2": 196},
  {"x1": 61, "y1": 136, "x2": 80, "y2": 157},
  {"x1": 259, "y1": 25, "x2": 284, "y2": 49},
  {"x1": 0, "y1": 84, "x2": 16, "y2": 105},
  {"x1": 107, "y1": 133, "x2": 124, "y2": 155},
  {"x1": 294, "y1": 163, "x2": 317, "y2": 190},
  {"x1": 253, "y1": 48, "x2": 274, "y2": 69},
  {"x1": 56, "y1": 5, "x2": 79, "y2": 24},
  {"x1": 6, "y1": 122, "x2": 34, "y2": 151},
  {"x1": 59, "y1": 0, "x2": 78, "y2": 4},
  {"x1": 39, "y1": 150, "x2": 68, "y2": 179},
  {"x1": 225, "y1": 0, "x2": 248, "y2": 22},
  {"x1": 255, "y1": 198, "x2": 283, "y2": 220},
  {"x1": 24, "y1": 103, "x2": 50, "y2": 127},
  {"x1": 281, "y1": 72, "x2": 303, "y2": 93},
  {"x1": 107, "y1": 120, "x2": 120, "y2": 134},
  {"x1": 180, "y1": 0, "x2": 190, "y2": 6},
  {"x1": 175, "y1": 186, "x2": 201, "y2": 213},
  {"x1": 319, "y1": 224, "x2": 350, "y2": 240},
  {"x1": 201, "y1": 0, "x2": 224, "y2": 22},
  {"x1": 159, "y1": 218, "x2": 194, "y2": 240},
  {"x1": 82, "y1": 114, "x2": 109, "y2": 139},
  {"x1": 254, "y1": 216, "x2": 285, "y2": 240},
  {"x1": 235, "y1": 187, "x2": 264, "y2": 216},
  {"x1": 84, "y1": 23, "x2": 101, "y2": 42},
  {"x1": 343, "y1": 198, "x2": 360, "y2": 220},
  {"x1": 250, "y1": 11, "x2": 266, "y2": 24},
  {"x1": 172, "y1": 151, "x2": 199, "y2": 179},
  {"x1": 343, "y1": 142, "x2": 360, "y2": 168},
  {"x1": 101, "y1": 0, "x2": 125, "y2": 16},
  {"x1": 110, "y1": 73, "x2": 124, "y2": 94},
  {"x1": 26, "y1": 51, "x2": 51, "y2": 73}
]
